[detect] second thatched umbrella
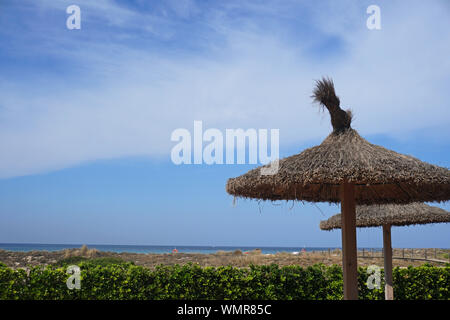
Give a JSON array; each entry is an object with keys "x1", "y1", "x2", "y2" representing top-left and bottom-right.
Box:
[
  {"x1": 320, "y1": 203, "x2": 450, "y2": 300},
  {"x1": 226, "y1": 78, "x2": 450, "y2": 299}
]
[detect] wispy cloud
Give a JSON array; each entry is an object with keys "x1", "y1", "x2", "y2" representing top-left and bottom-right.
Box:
[{"x1": 0, "y1": 0, "x2": 449, "y2": 178}]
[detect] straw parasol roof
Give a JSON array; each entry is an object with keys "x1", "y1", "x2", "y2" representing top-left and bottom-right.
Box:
[
  {"x1": 319, "y1": 202, "x2": 450, "y2": 300},
  {"x1": 226, "y1": 77, "x2": 450, "y2": 300},
  {"x1": 320, "y1": 203, "x2": 450, "y2": 230},
  {"x1": 226, "y1": 78, "x2": 450, "y2": 205}
]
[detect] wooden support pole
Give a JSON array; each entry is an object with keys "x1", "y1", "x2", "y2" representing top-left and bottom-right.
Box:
[
  {"x1": 383, "y1": 224, "x2": 394, "y2": 300},
  {"x1": 340, "y1": 181, "x2": 358, "y2": 300}
]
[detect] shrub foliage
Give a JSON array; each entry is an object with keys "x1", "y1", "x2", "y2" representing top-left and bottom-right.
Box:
[{"x1": 0, "y1": 262, "x2": 448, "y2": 300}]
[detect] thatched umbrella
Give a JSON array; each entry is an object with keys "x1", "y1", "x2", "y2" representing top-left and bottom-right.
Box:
[
  {"x1": 320, "y1": 203, "x2": 450, "y2": 300},
  {"x1": 226, "y1": 78, "x2": 450, "y2": 299}
]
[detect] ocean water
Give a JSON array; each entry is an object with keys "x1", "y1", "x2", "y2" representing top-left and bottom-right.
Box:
[{"x1": 0, "y1": 243, "x2": 382, "y2": 254}]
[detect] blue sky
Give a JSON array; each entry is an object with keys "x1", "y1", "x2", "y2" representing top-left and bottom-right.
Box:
[{"x1": 0, "y1": 0, "x2": 449, "y2": 248}]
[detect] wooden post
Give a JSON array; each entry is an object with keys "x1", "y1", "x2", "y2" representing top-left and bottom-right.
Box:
[
  {"x1": 424, "y1": 249, "x2": 427, "y2": 260},
  {"x1": 402, "y1": 248, "x2": 404, "y2": 259},
  {"x1": 383, "y1": 224, "x2": 394, "y2": 300},
  {"x1": 340, "y1": 181, "x2": 358, "y2": 300},
  {"x1": 434, "y1": 248, "x2": 437, "y2": 259}
]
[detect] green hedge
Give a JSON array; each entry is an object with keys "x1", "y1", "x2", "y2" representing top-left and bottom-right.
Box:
[{"x1": 0, "y1": 262, "x2": 448, "y2": 300}]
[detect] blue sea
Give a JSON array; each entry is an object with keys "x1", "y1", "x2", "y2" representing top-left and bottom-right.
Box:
[{"x1": 0, "y1": 243, "x2": 382, "y2": 254}]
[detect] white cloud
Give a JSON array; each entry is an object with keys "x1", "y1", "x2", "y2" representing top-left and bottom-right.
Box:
[{"x1": 0, "y1": 0, "x2": 449, "y2": 178}]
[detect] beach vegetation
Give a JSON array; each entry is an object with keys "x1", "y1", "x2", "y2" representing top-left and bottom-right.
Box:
[{"x1": 0, "y1": 263, "x2": 448, "y2": 300}]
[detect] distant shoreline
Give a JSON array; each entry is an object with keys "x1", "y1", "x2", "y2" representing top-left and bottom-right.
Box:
[
  {"x1": 0, "y1": 243, "x2": 387, "y2": 254},
  {"x1": 1, "y1": 246, "x2": 448, "y2": 270},
  {"x1": 1, "y1": 243, "x2": 447, "y2": 254}
]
